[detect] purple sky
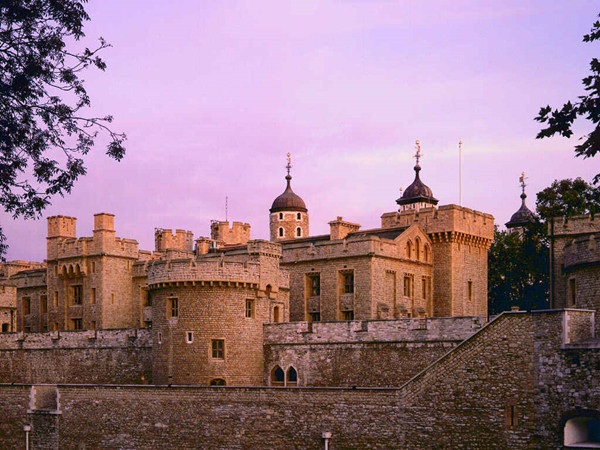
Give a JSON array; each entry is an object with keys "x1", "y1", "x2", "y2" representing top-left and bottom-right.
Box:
[{"x1": 3, "y1": 1, "x2": 600, "y2": 262}]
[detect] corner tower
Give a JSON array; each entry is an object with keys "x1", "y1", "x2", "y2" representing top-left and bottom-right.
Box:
[{"x1": 269, "y1": 153, "x2": 309, "y2": 241}]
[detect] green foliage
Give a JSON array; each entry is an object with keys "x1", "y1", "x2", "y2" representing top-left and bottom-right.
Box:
[
  {"x1": 488, "y1": 224, "x2": 549, "y2": 315},
  {"x1": 536, "y1": 177, "x2": 600, "y2": 220},
  {"x1": 535, "y1": 14, "x2": 600, "y2": 183},
  {"x1": 0, "y1": 0, "x2": 126, "y2": 258}
]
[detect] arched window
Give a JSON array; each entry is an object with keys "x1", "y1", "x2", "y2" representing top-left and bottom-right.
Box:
[
  {"x1": 424, "y1": 244, "x2": 430, "y2": 262},
  {"x1": 297, "y1": 213, "x2": 302, "y2": 220},
  {"x1": 273, "y1": 306, "x2": 280, "y2": 323},
  {"x1": 210, "y1": 378, "x2": 226, "y2": 386},
  {"x1": 75, "y1": 264, "x2": 81, "y2": 276},
  {"x1": 279, "y1": 213, "x2": 283, "y2": 220},
  {"x1": 296, "y1": 227, "x2": 302, "y2": 237},
  {"x1": 68, "y1": 265, "x2": 74, "y2": 275},
  {"x1": 278, "y1": 227, "x2": 284, "y2": 237},
  {"x1": 271, "y1": 366, "x2": 285, "y2": 386},
  {"x1": 564, "y1": 416, "x2": 600, "y2": 447},
  {"x1": 287, "y1": 367, "x2": 298, "y2": 386},
  {"x1": 415, "y1": 238, "x2": 421, "y2": 260},
  {"x1": 406, "y1": 241, "x2": 412, "y2": 259}
]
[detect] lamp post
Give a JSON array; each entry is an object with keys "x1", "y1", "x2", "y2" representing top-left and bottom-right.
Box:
[{"x1": 23, "y1": 424, "x2": 31, "y2": 450}]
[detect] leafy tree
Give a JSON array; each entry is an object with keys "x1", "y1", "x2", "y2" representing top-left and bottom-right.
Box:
[
  {"x1": 536, "y1": 177, "x2": 600, "y2": 220},
  {"x1": 535, "y1": 14, "x2": 600, "y2": 183},
  {"x1": 488, "y1": 223, "x2": 549, "y2": 315},
  {"x1": 0, "y1": 0, "x2": 126, "y2": 258}
]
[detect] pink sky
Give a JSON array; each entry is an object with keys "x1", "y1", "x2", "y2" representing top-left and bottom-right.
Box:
[{"x1": 3, "y1": 0, "x2": 599, "y2": 261}]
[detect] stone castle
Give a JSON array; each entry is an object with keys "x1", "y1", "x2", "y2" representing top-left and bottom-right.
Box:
[{"x1": 0, "y1": 149, "x2": 599, "y2": 449}]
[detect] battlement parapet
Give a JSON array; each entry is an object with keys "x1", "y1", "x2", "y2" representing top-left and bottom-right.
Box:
[
  {"x1": 0, "y1": 261, "x2": 45, "y2": 279},
  {"x1": 0, "y1": 328, "x2": 151, "y2": 350},
  {"x1": 155, "y1": 228, "x2": 194, "y2": 252},
  {"x1": 281, "y1": 233, "x2": 425, "y2": 263},
  {"x1": 264, "y1": 316, "x2": 484, "y2": 345},
  {"x1": 210, "y1": 220, "x2": 251, "y2": 246},
  {"x1": 381, "y1": 204, "x2": 494, "y2": 241},
  {"x1": 9, "y1": 269, "x2": 46, "y2": 288},
  {"x1": 147, "y1": 258, "x2": 261, "y2": 286},
  {"x1": 49, "y1": 235, "x2": 140, "y2": 261},
  {"x1": 552, "y1": 214, "x2": 600, "y2": 236},
  {"x1": 247, "y1": 240, "x2": 282, "y2": 258},
  {"x1": 564, "y1": 232, "x2": 600, "y2": 271}
]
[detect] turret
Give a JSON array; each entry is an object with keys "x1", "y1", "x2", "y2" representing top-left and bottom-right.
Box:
[
  {"x1": 506, "y1": 172, "x2": 537, "y2": 235},
  {"x1": 396, "y1": 141, "x2": 438, "y2": 213},
  {"x1": 269, "y1": 153, "x2": 309, "y2": 241}
]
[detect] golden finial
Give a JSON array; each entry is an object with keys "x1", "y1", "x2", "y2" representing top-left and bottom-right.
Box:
[{"x1": 286, "y1": 152, "x2": 292, "y2": 178}]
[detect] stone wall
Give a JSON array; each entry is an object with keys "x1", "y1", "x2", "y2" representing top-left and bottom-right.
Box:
[
  {"x1": 264, "y1": 317, "x2": 483, "y2": 387},
  {"x1": 0, "y1": 329, "x2": 152, "y2": 384}
]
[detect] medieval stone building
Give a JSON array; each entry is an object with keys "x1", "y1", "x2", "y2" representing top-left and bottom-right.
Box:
[{"x1": 0, "y1": 151, "x2": 599, "y2": 449}]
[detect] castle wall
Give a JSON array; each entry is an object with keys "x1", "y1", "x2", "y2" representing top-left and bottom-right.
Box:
[
  {"x1": 382, "y1": 205, "x2": 493, "y2": 317},
  {"x1": 264, "y1": 317, "x2": 483, "y2": 387},
  {"x1": 0, "y1": 329, "x2": 152, "y2": 385}
]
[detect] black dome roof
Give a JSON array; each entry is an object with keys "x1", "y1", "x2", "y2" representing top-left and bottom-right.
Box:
[
  {"x1": 396, "y1": 164, "x2": 438, "y2": 206},
  {"x1": 506, "y1": 193, "x2": 536, "y2": 228},
  {"x1": 270, "y1": 175, "x2": 307, "y2": 213}
]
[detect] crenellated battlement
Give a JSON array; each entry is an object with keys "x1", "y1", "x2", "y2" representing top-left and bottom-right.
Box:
[
  {"x1": 210, "y1": 220, "x2": 251, "y2": 246},
  {"x1": 564, "y1": 232, "x2": 600, "y2": 271},
  {"x1": 552, "y1": 214, "x2": 599, "y2": 236},
  {"x1": 147, "y1": 258, "x2": 261, "y2": 287},
  {"x1": 381, "y1": 204, "x2": 494, "y2": 244},
  {"x1": 155, "y1": 228, "x2": 194, "y2": 252},
  {"x1": 264, "y1": 316, "x2": 484, "y2": 345},
  {"x1": 9, "y1": 269, "x2": 46, "y2": 288},
  {"x1": 281, "y1": 231, "x2": 429, "y2": 264},
  {"x1": 247, "y1": 240, "x2": 283, "y2": 258}
]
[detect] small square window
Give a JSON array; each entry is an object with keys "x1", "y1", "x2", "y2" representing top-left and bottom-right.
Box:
[
  {"x1": 245, "y1": 299, "x2": 255, "y2": 318},
  {"x1": 212, "y1": 339, "x2": 224, "y2": 359},
  {"x1": 71, "y1": 318, "x2": 82, "y2": 330},
  {"x1": 186, "y1": 331, "x2": 194, "y2": 344}
]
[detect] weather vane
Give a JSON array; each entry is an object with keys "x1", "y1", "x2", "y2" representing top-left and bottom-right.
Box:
[
  {"x1": 286, "y1": 152, "x2": 292, "y2": 176},
  {"x1": 414, "y1": 140, "x2": 421, "y2": 165},
  {"x1": 519, "y1": 171, "x2": 527, "y2": 194}
]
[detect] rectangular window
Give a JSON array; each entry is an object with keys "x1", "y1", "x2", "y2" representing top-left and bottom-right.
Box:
[
  {"x1": 311, "y1": 275, "x2": 320, "y2": 296},
  {"x1": 54, "y1": 291, "x2": 58, "y2": 308},
  {"x1": 245, "y1": 299, "x2": 255, "y2": 318},
  {"x1": 422, "y1": 277, "x2": 427, "y2": 299},
  {"x1": 168, "y1": 298, "x2": 179, "y2": 318},
  {"x1": 91, "y1": 321, "x2": 96, "y2": 330},
  {"x1": 158, "y1": 332, "x2": 163, "y2": 344},
  {"x1": 71, "y1": 285, "x2": 83, "y2": 305},
  {"x1": 91, "y1": 261, "x2": 96, "y2": 273},
  {"x1": 343, "y1": 272, "x2": 354, "y2": 294},
  {"x1": 403, "y1": 275, "x2": 413, "y2": 297},
  {"x1": 22, "y1": 297, "x2": 31, "y2": 315},
  {"x1": 71, "y1": 318, "x2": 82, "y2": 330},
  {"x1": 309, "y1": 312, "x2": 321, "y2": 322},
  {"x1": 40, "y1": 295, "x2": 48, "y2": 314},
  {"x1": 342, "y1": 310, "x2": 354, "y2": 321},
  {"x1": 212, "y1": 339, "x2": 224, "y2": 359},
  {"x1": 468, "y1": 281, "x2": 473, "y2": 302},
  {"x1": 111, "y1": 293, "x2": 115, "y2": 305},
  {"x1": 91, "y1": 288, "x2": 96, "y2": 305},
  {"x1": 186, "y1": 331, "x2": 194, "y2": 344}
]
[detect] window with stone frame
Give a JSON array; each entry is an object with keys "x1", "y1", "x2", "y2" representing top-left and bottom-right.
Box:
[
  {"x1": 40, "y1": 295, "x2": 48, "y2": 314},
  {"x1": 22, "y1": 297, "x2": 31, "y2": 316},
  {"x1": 271, "y1": 366, "x2": 285, "y2": 386},
  {"x1": 245, "y1": 299, "x2": 255, "y2": 318},
  {"x1": 310, "y1": 274, "x2": 320, "y2": 296},
  {"x1": 287, "y1": 367, "x2": 298, "y2": 386},
  {"x1": 71, "y1": 318, "x2": 82, "y2": 330},
  {"x1": 342, "y1": 310, "x2": 354, "y2": 320},
  {"x1": 186, "y1": 331, "x2": 194, "y2": 344},
  {"x1": 343, "y1": 272, "x2": 354, "y2": 294},
  {"x1": 468, "y1": 280, "x2": 473, "y2": 302},
  {"x1": 309, "y1": 312, "x2": 321, "y2": 322},
  {"x1": 70, "y1": 285, "x2": 83, "y2": 305},
  {"x1": 278, "y1": 227, "x2": 284, "y2": 237},
  {"x1": 211, "y1": 339, "x2": 225, "y2": 359},
  {"x1": 168, "y1": 297, "x2": 178, "y2": 318},
  {"x1": 403, "y1": 275, "x2": 413, "y2": 297},
  {"x1": 296, "y1": 227, "x2": 302, "y2": 237}
]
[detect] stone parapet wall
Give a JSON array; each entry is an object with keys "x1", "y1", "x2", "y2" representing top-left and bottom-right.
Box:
[
  {"x1": 264, "y1": 317, "x2": 484, "y2": 345},
  {"x1": 552, "y1": 214, "x2": 600, "y2": 236},
  {"x1": 147, "y1": 258, "x2": 261, "y2": 286},
  {"x1": 0, "y1": 328, "x2": 151, "y2": 350},
  {"x1": 49, "y1": 236, "x2": 140, "y2": 261},
  {"x1": 564, "y1": 232, "x2": 600, "y2": 270}
]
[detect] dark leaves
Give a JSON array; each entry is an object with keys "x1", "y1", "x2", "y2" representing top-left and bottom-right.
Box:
[
  {"x1": 536, "y1": 14, "x2": 600, "y2": 181},
  {"x1": 0, "y1": 0, "x2": 127, "y2": 257}
]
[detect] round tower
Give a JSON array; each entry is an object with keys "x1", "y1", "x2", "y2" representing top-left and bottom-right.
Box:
[
  {"x1": 506, "y1": 172, "x2": 537, "y2": 234},
  {"x1": 396, "y1": 141, "x2": 439, "y2": 213},
  {"x1": 270, "y1": 153, "x2": 309, "y2": 241}
]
